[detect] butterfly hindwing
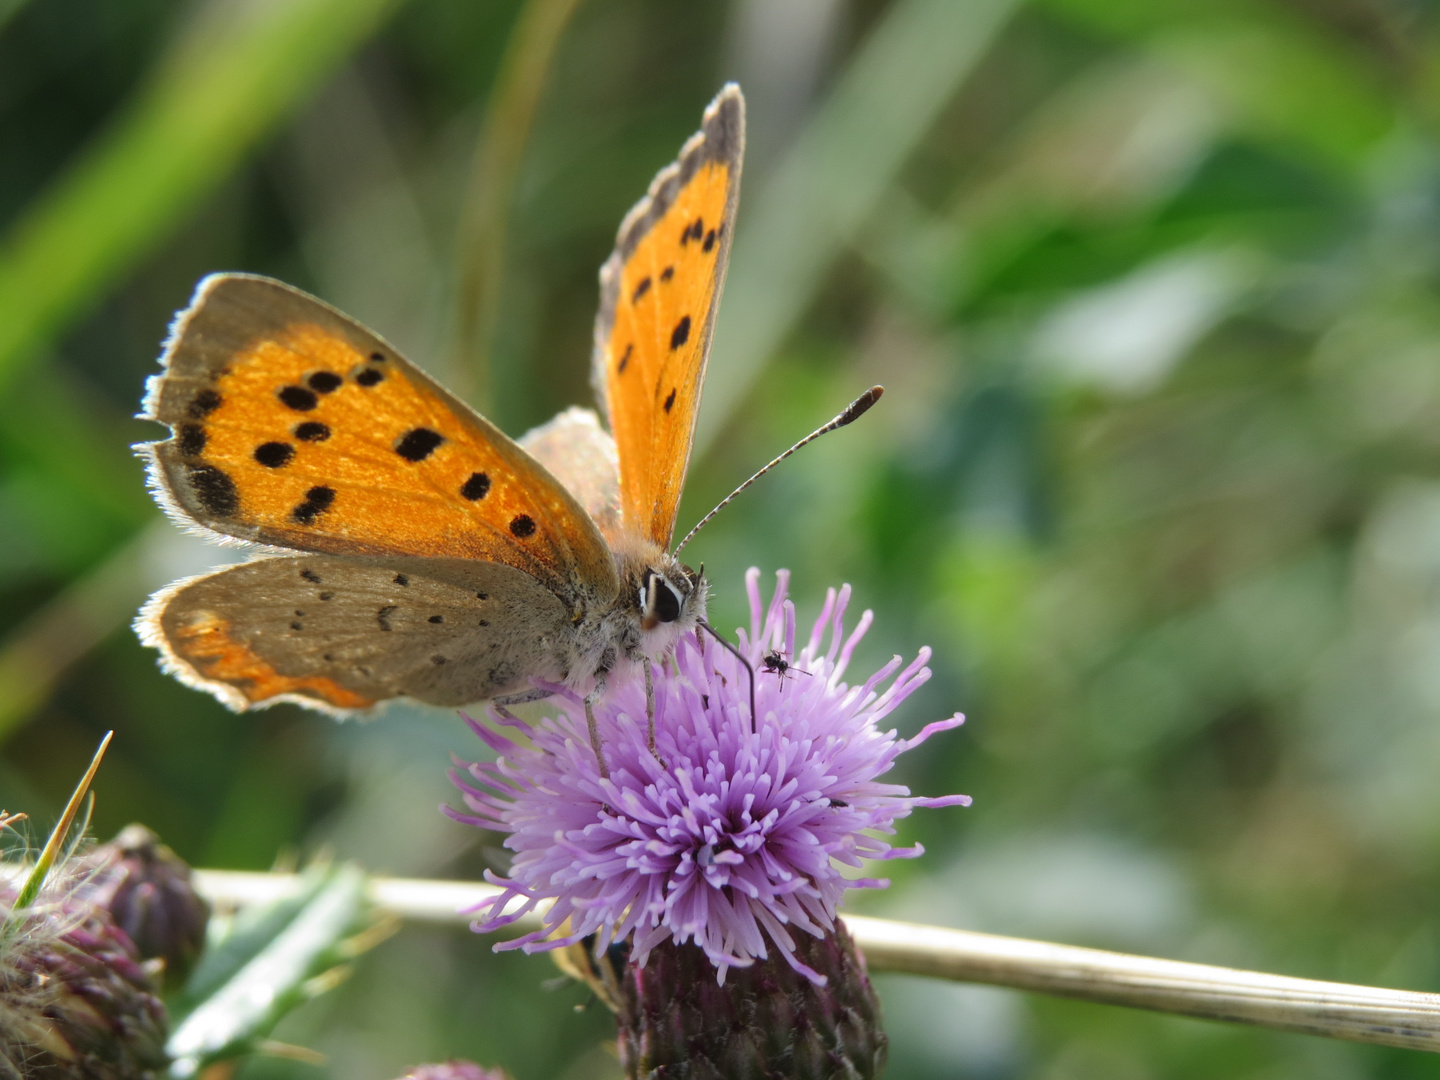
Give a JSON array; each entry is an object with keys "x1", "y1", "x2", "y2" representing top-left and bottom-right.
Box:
[
  {"x1": 592, "y1": 85, "x2": 744, "y2": 549},
  {"x1": 142, "y1": 274, "x2": 619, "y2": 607},
  {"x1": 517, "y1": 407, "x2": 621, "y2": 546},
  {"x1": 139, "y1": 555, "x2": 573, "y2": 712}
]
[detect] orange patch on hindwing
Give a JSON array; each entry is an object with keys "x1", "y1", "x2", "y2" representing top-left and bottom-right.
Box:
[{"x1": 173, "y1": 610, "x2": 373, "y2": 709}]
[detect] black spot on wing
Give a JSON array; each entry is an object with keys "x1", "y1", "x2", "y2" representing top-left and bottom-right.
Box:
[
  {"x1": 510, "y1": 515, "x2": 536, "y2": 538},
  {"x1": 632, "y1": 277, "x2": 652, "y2": 303},
  {"x1": 278, "y1": 386, "x2": 318, "y2": 411},
  {"x1": 377, "y1": 605, "x2": 396, "y2": 631},
  {"x1": 618, "y1": 343, "x2": 633, "y2": 374},
  {"x1": 187, "y1": 465, "x2": 238, "y2": 516},
  {"x1": 292, "y1": 486, "x2": 335, "y2": 525},
  {"x1": 301, "y1": 568, "x2": 322, "y2": 583},
  {"x1": 664, "y1": 389, "x2": 677, "y2": 413},
  {"x1": 394, "y1": 573, "x2": 409, "y2": 586},
  {"x1": 254, "y1": 442, "x2": 294, "y2": 468},
  {"x1": 429, "y1": 615, "x2": 444, "y2": 624},
  {"x1": 460, "y1": 472, "x2": 491, "y2": 501},
  {"x1": 670, "y1": 316, "x2": 691, "y2": 350},
  {"x1": 188, "y1": 390, "x2": 222, "y2": 419},
  {"x1": 370, "y1": 352, "x2": 387, "y2": 363},
  {"x1": 307, "y1": 371, "x2": 342, "y2": 393},
  {"x1": 703, "y1": 228, "x2": 717, "y2": 253},
  {"x1": 356, "y1": 368, "x2": 384, "y2": 387},
  {"x1": 294, "y1": 422, "x2": 329, "y2": 442},
  {"x1": 178, "y1": 424, "x2": 206, "y2": 457},
  {"x1": 395, "y1": 428, "x2": 444, "y2": 462},
  {"x1": 660, "y1": 266, "x2": 674, "y2": 283}
]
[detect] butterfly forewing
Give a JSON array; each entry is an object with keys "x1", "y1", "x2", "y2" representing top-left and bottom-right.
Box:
[
  {"x1": 592, "y1": 86, "x2": 744, "y2": 549},
  {"x1": 140, "y1": 555, "x2": 572, "y2": 711},
  {"x1": 142, "y1": 274, "x2": 619, "y2": 607}
]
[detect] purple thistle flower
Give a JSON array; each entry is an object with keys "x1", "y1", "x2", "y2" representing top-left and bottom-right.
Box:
[
  {"x1": 447, "y1": 569, "x2": 970, "y2": 985},
  {"x1": 399, "y1": 1061, "x2": 507, "y2": 1080}
]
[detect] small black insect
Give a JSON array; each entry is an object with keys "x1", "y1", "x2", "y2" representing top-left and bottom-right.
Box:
[{"x1": 761, "y1": 649, "x2": 810, "y2": 690}]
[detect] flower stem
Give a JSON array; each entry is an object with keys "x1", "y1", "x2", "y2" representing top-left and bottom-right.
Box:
[{"x1": 169, "y1": 870, "x2": 1440, "y2": 1055}]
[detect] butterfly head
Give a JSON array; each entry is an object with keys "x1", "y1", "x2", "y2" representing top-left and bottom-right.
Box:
[{"x1": 628, "y1": 554, "x2": 707, "y2": 661}]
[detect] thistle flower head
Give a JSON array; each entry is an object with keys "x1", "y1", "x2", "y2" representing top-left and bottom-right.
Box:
[
  {"x1": 79, "y1": 824, "x2": 210, "y2": 989},
  {"x1": 449, "y1": 569, "x2": 970, "y2": 984},
  {"x1": 1, "y1": 865, "x2": 168, "y2": 1080}
]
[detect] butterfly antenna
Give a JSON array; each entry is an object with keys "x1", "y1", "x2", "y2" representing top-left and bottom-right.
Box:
[
  {"x1": 699, "y1": 620, "x2": 757, "y2": 733},
  {"x1": 674, "y1": 385, "x2": 884, "y2": 555}
]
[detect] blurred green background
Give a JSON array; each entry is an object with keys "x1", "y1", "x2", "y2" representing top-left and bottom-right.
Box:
[{"x1": 3, "y1": 0, "x2": 1440, "y2": 1076}]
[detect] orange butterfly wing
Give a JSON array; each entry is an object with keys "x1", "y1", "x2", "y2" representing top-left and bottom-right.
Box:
[
  {"x1": 141, "y1": 274, "x2": 618, "y2": 608},
  {"x1": 592, "y1": 85, "x2": 744, "y2": 550}
]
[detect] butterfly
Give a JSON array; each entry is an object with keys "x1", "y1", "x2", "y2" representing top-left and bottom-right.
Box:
[{"x1": 136, "y1": 85, "x2": 745, "y2": 755}]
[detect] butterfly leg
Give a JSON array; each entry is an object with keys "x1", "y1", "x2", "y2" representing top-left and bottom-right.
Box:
[
  {"x1": 645, "y1": 662, "x2": 656, "y2": 753},
  {"x1": 494, "y1": 688, "x2": 554, "y2": 708},
  {"x1": 490, "y1": 690, "x2": 554, "y2": 733},
  {"x1": 643, "y1": 661, "x2": 669, "y2": 769},
  {"x1": 584, "y1": 683, "x2": 610, "y2": 779}
]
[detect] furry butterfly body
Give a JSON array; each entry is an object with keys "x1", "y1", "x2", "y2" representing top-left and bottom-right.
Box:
[{"x1": 137, "y1": 86, "x2": 744, "y2": 717}]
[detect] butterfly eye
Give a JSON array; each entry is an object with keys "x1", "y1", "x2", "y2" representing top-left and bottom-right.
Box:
[
  {"x1": 653, "y1": 578, "x2": 682, "y2": 623},
  {"x1": 640, "y1": 568, "x2": 684, "y2": 624}
]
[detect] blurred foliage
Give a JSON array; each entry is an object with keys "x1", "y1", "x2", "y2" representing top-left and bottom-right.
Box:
[{"x1": 5, "y1": 0, "x2": 1440, "y2": 1077}]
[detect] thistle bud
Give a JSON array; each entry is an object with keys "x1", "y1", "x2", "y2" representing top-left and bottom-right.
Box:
[
  {"x1": 80, "y1": 825, "x2": 209, "y2": 988},
  {"x1": 615, "y1": 919, "x2": 886, "y2": 1080},
  {"x1": 400, "y1": 1062, "x2": 508, "y2": 1080},
  {"x1": 0, "y1": 881, "x2": 169, "y2": 1080}
]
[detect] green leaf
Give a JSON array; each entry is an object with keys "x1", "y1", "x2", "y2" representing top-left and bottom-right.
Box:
[
  {"x1": 0, "y1": 0, "x2": 29, "y2": 34},
  {"x1": 175, "y1": 869, "x2": 327, "y2": 1013},
  {"x1": 1036, "y1": 0, "x2": 1396, "y2": 171},
  {"x1": 0, "y1": 0, "x2": 406, "y2": 394},
  {"x1": 166, "y1": 865, "x2": 371, "y2": 1078},
  {"x1": 697, "y1": 0, "x2": 1021, "y2": 452}
]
